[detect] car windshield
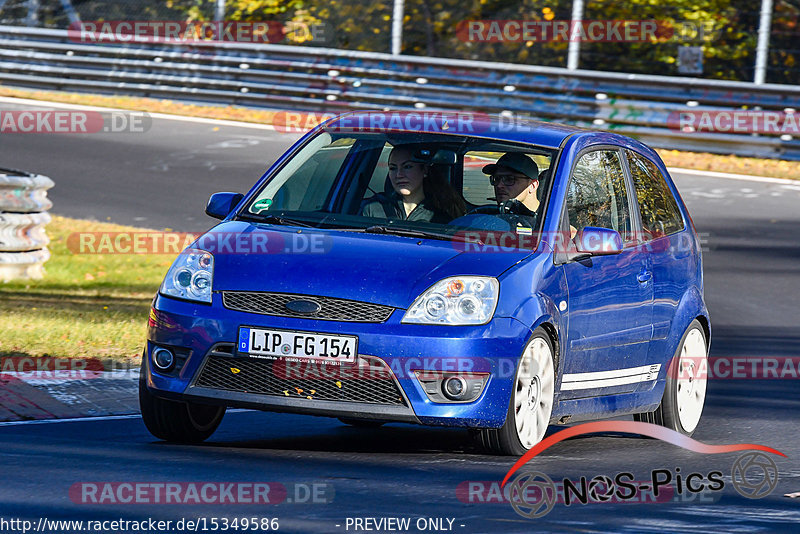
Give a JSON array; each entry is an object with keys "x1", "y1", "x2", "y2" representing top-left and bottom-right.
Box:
[{"x1": 239, "y1": 131, "x2": 557, "y2": 249}]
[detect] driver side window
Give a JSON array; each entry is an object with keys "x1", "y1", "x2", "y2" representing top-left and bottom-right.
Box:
[{"x1": 566, "y1": 150, "x2": 633, "y2": 243}]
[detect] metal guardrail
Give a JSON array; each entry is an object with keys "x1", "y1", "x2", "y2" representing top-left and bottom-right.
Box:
[
  {"x1": 2, "y1": 25, "x2": 800, "y2": 159},
  {"x1": 0, "y1": 167, "x2": 52, "y2": 280}
]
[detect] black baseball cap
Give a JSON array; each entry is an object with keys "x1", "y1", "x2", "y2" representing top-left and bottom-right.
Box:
[{"x1": 482, "y1": 153, "x2": 539, "y2": 180}]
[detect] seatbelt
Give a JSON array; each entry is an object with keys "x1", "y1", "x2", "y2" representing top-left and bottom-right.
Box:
[{"x1": 377, "y1": 193, "x2": 399, "y2": 219}]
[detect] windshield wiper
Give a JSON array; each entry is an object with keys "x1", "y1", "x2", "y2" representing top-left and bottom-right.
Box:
[
  {"x1": 237, "y1": 213, "x2": 316, "y2": 228},
  {"x1": 364, "y1": 225, "x2": 429, "y2": 237},
  {"x1": 362, "y1": 225, "x2": 483, "y2": 244}
]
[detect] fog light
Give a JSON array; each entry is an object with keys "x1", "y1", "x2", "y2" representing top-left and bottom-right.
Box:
[
  {"x1": 442, "y1": 376, "x2": 468, "y2": 400},
  {"x1": 414, "y1": 371, "x2": 489, "y2": 403},
  {"x1": 153, "y1": 347, "x2": 174, "y2": 371}
]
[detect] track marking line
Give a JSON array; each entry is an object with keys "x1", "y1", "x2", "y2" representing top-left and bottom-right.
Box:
[
  {"x1": 0, "y1": 408, "x2": 253, "y2": 427},
  {"x1": 0, "y1": 95, "x2": 278, "y2": 131},
  {"x1": 668, "y1": 167, "x2": 799, "y2": 185},
  {"x1": 0, "y1": 413, "x2": 141, "y2": 426}
]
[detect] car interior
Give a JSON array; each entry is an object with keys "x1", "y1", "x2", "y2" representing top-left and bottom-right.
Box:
[
  {"x1": 357, "y1": 141, "x2": 553, "y2": 220},
  {"x1": 247, "y1": 133, "x2": 557, "y2": 234}
]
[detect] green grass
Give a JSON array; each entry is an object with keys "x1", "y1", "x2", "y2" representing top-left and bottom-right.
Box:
[{"x1": 0, "y1": 216, "x2": 173, "y2": 363}]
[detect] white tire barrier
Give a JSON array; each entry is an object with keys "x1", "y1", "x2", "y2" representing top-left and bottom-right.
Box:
[{"x1": 0, "y1": 168, "x2": 53, "y2": 280}]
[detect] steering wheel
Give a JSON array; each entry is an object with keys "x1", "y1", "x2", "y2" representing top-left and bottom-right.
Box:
[
  {"x1": 467, "y1": 200, "x2": 532, "y2": 216},
  {"x1": 466, "y1": 204, "x2": 500, "y2": 215}
]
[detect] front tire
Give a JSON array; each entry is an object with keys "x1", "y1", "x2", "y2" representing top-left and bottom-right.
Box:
[
  {"x1": 139, "y1": 378, "x2": 225, "y2": 443},
  {"x1": 634, "y1": 319, "x2": 708, "y2": 435},
  {"x1": 479, "y1": 329, "x2": 555, "y2": 455}
]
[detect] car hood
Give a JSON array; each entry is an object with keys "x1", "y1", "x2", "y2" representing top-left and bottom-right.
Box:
[{"x1": 203, "y1": 221, "x2": 532, "y2": 309}]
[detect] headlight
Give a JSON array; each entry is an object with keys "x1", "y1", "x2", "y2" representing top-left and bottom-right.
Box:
[
  {"x1": 402, "y1": 276, "x2": 499, "y2": 325},
  {"x1": 160, "y1": 248, "x2": 214, "y2": 304}
]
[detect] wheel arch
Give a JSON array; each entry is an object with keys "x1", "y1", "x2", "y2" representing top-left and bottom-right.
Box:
[
  {"x1": 515, "y1": 288, "x2": 567, "y2": 375},
  {"x1": 656, "y1": 287, "x2": 710, "y2": 387},
  {"x1": 537, "y1": 320, "x2": 561, "y2": 375},
  {"x1": 694, "y1": 313, "x2": 711, "y2": 350}
]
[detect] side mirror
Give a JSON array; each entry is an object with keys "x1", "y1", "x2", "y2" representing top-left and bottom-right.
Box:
[
  {"x1": 206, "y1": 192, "x2": 244, "y2": 220},
  {"x1": 575, "y1": 226, "x2": 623, "y2": 255}
]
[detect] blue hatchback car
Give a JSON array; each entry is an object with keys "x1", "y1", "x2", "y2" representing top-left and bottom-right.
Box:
[{"x1": 140, "y1": 111, "x2": 710, "y2": 455}]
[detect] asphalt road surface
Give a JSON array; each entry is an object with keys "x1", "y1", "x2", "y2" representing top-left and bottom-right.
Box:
[{"x1": 1, "y1": 100, "x2": 799, "y2": 533}]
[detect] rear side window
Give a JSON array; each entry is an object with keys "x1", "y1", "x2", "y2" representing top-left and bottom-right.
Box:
[{"x1": 626, "y1": 151, "x2": 684, "y2": 238}]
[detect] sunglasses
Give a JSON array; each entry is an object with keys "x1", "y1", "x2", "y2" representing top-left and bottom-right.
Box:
[{"x1": 489, "y1": 174, "x2": 532, "y2": 186}]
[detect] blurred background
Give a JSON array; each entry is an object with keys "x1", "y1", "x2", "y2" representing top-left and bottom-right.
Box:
[{"x1": 1, "y1": 0, "x2": 798, "y2": 84}]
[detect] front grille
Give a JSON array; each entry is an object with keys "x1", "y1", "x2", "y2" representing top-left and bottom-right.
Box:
[
  {"x1": 194, "y1": 354, "x2": 407, "y2": 406},
  {"x1": 221, "y1": 291, "x2": 395, "y2": 323}
]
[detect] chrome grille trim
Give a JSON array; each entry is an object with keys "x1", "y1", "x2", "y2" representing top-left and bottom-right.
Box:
[{"x1": 221, "y1": 291, "x2": 395, "y2": 323}]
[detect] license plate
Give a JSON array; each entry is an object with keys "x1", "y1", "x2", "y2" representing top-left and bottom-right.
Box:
[{"x1": 238, "y1": 327, "x2": 358, "y2": 364}]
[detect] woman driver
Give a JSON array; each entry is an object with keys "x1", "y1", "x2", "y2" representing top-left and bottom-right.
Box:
[{"x1": 361, "y1": 145, "x2": 465, "y2": 223}]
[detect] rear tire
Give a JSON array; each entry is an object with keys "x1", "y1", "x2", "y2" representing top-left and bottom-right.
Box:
[
  {"x1": 338, "y1": 417, "x2": 385, "y2": 428},
  {"x1": 479, "y1": 329, "x2": 555, "y2": 455},
  {"x1": 634, "y1": 319, "x2": 707, "y2": 436},
  {"x1": 139, "y1": 378, "x2": 225, "y2": 443}
]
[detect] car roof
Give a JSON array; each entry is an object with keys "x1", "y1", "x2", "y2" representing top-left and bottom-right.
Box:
[
  {"x1": 321, "y1": 110, "x2": 587, "y2": 149},
  {"x1": 318, "y1": 111, "x2": 666, "y2": 170}
]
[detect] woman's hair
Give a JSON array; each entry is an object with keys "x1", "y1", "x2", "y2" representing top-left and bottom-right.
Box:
[
  {"x1": 391, "y1": 144, "x2": 466, "y2": 221},
  {"x1": 423, "y1": 164, "x2": 466, "y2": 221}
]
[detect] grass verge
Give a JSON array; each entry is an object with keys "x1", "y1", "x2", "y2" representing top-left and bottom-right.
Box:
[
  {"x1": 0, "y1": 216, "x2": 168, "y2": 363},
  {"x1": 1, "y1": 84, "x2": 799, "y2": 181}
]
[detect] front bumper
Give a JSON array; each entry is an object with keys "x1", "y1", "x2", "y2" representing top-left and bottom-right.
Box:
[{"x1": 145, "y1": 292, "x2": 533, "y2": 428}]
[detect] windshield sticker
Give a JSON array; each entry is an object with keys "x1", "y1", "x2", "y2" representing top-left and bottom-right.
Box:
[{"x1": 252, "y1": 198, "x2": 273, "y2": 213}]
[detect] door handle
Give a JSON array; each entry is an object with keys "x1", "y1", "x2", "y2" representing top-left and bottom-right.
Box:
[{"x1": 637, "y1": 271, "x2": 653, "y2": 283}]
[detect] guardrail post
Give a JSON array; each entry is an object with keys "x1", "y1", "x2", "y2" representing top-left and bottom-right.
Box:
[
  {"x1": 0, "y1": 168, "x2": 53, "y2": 281},
  {"x1": 567, "y1": 0, "x2": 584, "y2": 70},
  {"x1": 391, "y1": 0, "x2": 405, "y2": 55},
  {"x1": 754, "y1": 0, "x2": 774, "y2": 84},
  {"x1": 25, "y1": 0, "x2": 39, "y2": 27},
  {"x1": 57, "y1": 0, "x2": 81, "y2": 25}
]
